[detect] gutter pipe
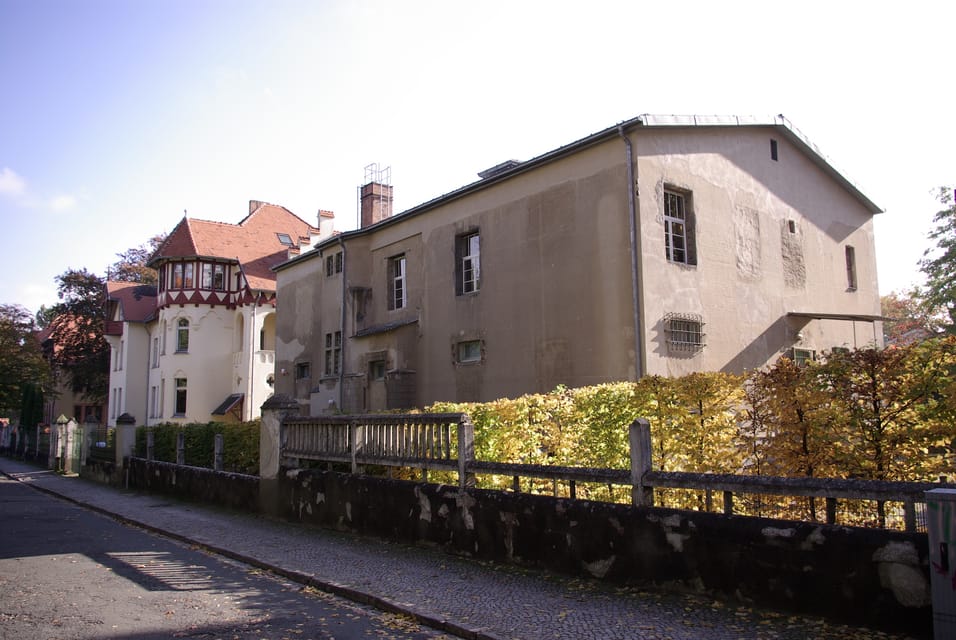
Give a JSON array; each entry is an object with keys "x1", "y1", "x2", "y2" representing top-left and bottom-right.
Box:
[
  {"x1": 618, "y1": 125, "x2": 645, "y2": 379},
  {"x1": 337, "y1": 237, "x2": 347, "y2": 410}
]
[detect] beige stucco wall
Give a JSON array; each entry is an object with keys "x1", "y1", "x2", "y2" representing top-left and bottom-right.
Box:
[
  {"x1": 106, "y1": 322, "x2": 151, "y2": 426},
  {"x1": 274, "y1": 124, "x2": 881, "y2": 411}
]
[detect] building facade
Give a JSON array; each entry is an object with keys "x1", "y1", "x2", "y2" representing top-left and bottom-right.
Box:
[
  {"x1": 273, "y1": 114, "x2": 883, "y2": 415},
  {"x1": 105, "y1": 201, "x2": 334, "y2": 426}
]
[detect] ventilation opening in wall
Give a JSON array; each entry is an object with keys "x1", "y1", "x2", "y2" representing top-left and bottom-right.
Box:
[
  {"x1": 771, "y1": 139, "x2": 778, "y2": 161},
  {"x1": 788, "y1": 220, "x2": 796, "y2": 234}
]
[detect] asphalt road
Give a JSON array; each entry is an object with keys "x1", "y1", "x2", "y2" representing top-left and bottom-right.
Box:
[{"x1": 0, "y1": 474, "x2": 454, "y2": 640}]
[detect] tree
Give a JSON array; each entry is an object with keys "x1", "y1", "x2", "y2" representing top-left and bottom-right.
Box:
[
  {"x1": 0, "y1": 304, "x2": 50, "y2": 417},
  {"x1": 881, "y1": 289, "x2": 943, "y2": 345},
  {"x1": 44, "y1": 269, "x2": 109, "y2": 402},
  {"x1": 919, "y1": 187, "x2": 956, "y2": 332},
  {"x1": 107, "y1": 234, "x2": 166, "y2": 284}
]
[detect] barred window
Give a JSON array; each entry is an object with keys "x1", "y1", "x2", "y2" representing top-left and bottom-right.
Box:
[{"x1": 665, "y1": 313, "x2": 705, "y2": 352}]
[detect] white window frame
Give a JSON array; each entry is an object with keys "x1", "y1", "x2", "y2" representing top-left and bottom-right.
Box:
[
  {"x1": 457, "y1": 232, "x2": 480, "y2": 295},
  {"x1": 389, "y1": 255, "x2": 406, "y2": 310},
  {"x1": 664, "y1": 190, "x2": 694, "y2": 265}
]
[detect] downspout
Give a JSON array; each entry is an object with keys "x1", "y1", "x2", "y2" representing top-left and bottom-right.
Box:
[
  {"x1": 337, "y1": 237, "x2": 347, "y2": 410},
  {"x1": 618, "y1": 125, "x2": 645, "y2": 379}
]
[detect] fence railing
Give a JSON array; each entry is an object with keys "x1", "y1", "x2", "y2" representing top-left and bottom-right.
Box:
[
  {"x1": 274, "y1": 413, "x2": 948, "y2": 532},
  {"x1": 282, "y1": 413, "x2": 474, "y2": 481}
]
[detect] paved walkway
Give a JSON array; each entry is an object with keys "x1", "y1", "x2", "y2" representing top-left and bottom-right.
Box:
[{"x1": 0, "y1": 457, "x2": 920, "y2": 640}]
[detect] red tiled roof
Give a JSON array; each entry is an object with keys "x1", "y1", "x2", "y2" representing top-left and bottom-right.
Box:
[
  {"x1": 106, "y1": 281, "x2": 157, "y2": 323},
  {"x1": 149, "y1": 203, "x2": 318, "y2": 292}
]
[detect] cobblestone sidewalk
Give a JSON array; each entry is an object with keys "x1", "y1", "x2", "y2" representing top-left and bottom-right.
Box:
[{"x1": 0, "y1": 458, "x2": 923, "y2": 640}]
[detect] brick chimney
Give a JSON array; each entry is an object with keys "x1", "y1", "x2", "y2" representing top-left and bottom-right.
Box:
[{"x1": 360, "y1": 181, "x2": 393, "y2": 228}]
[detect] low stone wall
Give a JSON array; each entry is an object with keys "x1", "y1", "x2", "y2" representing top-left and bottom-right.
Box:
[
  {"x1": 279, "y1": 467, "x2": 932, "y2": 637},
  {"x1": 125, "y1": 457, "x2": 259, "y2": 512}
]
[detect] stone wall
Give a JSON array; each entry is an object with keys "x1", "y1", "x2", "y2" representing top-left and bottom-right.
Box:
[
  {"x1": 278, "y1": 468, "x2": 931, "y2": 637},
  {"x1": 126, "y1": 457, "x2": 259, "y2": 511},
  {"x1": 119, "y1": 457, "x2": 932, "y2": 637}
]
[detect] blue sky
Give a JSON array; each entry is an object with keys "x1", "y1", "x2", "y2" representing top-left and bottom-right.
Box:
[{"x1": 1, "y1": 0, "x2": 953, "y2": 315}]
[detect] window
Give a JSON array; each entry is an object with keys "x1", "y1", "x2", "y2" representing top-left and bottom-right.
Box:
[
  {"x1": 150, "y1": 386, "x2": 158, "y2": 419},
  {"x1": 174, "y1": 378, "x2": 187, "y2": 415},
  {"x1": 665, "y1": 313, "x2": 705, "y2": 352},
  {"x1": 201, "y1": 263, "x2": 213, "y2": 289},
  {"x1": 277, "y1": 232, "x2": 293, "y2": 246},
  {"x1": 183, "y1": 263, "x2": 194, "y2": 289},
  {"x1": 457, "y1": 340, "x2": 482, "y2": 364},
  {"x1": 456, "y1": 231, "x2": 481, "y2": 295},
  {"x1": 369, "y1": 360, "x2": 386, "y2": 381},
  {"x1": 388, "y1": 255, "x2": 406, "y2": 310},
  {"x1": 845, "y1": 246, "x2": 857, "y2": 291},
  {"x1": 791, "y1": 348, "x2": 816, "y2": 367},
  {"x1": 325, "y1": 252, "x2": 343, "y2": 277},
  {"x1": 788, "y1": 220, "x2": 796, "y2": 234},
  {"x1": 213, "y1": 264, "x2": 225, "y2": 290},
  {"x1": 663, "y1": 190, "x2": 696, "y2": 265},
  {"x1": 152, "y1": 337, "x2": 159, "y2": 368},
  {"x1": 172, "y1": 263, "x2": 184, "y2": 289},
  {"x1": 118, "y1": 340, "x2": 124, "y2": 371},
  {"x1": 176, "y1": 318, "x2": 189, "y2": 352},
  {"x1": 324, "y1": 331, "x2": 342, "y2": 376},
  {"x1": 295, "y1": 362, "x2": 311, "y2": 380},
  {"x1": 770, "y1": 139, "x2": 778, "y2": 161}
]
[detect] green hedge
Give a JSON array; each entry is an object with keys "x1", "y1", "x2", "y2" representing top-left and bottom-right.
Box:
[{"x1": 134, "y1": 421, "x2": 259, "y2": 475}]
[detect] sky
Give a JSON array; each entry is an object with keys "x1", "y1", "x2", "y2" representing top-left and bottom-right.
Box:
[{"x1": 1, "y1": 0, "x2": 953, "y2": 316}]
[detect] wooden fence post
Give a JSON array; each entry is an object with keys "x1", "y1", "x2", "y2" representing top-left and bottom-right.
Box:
[
  {"x1": 629, "y1": 418, "x2": 653, "y2": 507},
  {"x1": 214, "y1": 433, "x2": 224, "y2": 472},
  {"x1": 176, "y1": 432, "x2": 185, "y2": 465},
  {"x1": 351, "y1": 419, "x2": 362, "y2": 475},
  {"x1": 458, "y1": 415, "x2": 476, "y2": 489}
]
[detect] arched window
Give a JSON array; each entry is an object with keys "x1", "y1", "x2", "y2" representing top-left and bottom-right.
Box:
[{"x1": 176, "y1": 318, "x2": 189, "y2": 352}]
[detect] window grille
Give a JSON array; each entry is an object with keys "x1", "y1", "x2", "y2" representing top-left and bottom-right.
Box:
[{"x1": 665, "y1": 312, "x2": 705, "y2": 352}]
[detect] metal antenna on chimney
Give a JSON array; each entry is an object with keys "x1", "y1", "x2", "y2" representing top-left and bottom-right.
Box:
[{"x1": 357, "y1": 163, "x2": 392, "y2": 228}]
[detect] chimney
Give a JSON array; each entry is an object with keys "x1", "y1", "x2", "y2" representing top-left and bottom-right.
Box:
[
  {"x1": 249, "y1": 200, "x2": 265, "y2": 214},
  {"x1": 360, "y1": 182, "x2": 393, "y2": 228},
  {"x1": 317, "y1": 209, "x2": 335, "y2": 240}
]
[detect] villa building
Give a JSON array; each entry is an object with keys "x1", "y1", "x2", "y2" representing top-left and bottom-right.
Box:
[
  {"x1": 273, "y1": 114, "x2": 883, "y2": 415},
  {"x1": 104, "y1": 201, "x2": 334, "y2": 425}
]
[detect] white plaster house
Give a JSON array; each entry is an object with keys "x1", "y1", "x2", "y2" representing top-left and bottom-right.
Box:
[
  {"x1": 104, "y1": 201, "x2": 334, "y2": 425},
  {"x1": 273, "y1": 114, "x2": 884, "y2": 414}
]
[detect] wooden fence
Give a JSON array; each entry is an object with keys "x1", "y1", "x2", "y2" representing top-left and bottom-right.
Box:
[{"x1": 274, "y1": 413, "x2": 947, "y2": 532}]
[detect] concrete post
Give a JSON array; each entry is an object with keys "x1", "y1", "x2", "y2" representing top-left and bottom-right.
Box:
[
  {"x1": 629, "y1": 418, "x2": 653, "y2": 507},
  {"x1": 350, "y1": 421, "x2": 362, "y2": 474},
  {"x1": 259, "y1": 394, "x2": 301, "y2": 516},
  {"x1": 114, "y1": 416, "x2": 137, "y2": 467}
]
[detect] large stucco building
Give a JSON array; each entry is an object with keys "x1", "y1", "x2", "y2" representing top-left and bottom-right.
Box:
[
  {"x1": 274, "y1": 114, "x2": 883, "y2": 414},
  {"x1": 104, "y1": 201, "x2": 334, "y2": 426}
]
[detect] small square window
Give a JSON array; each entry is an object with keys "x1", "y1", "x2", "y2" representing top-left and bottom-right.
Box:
[
  {"x1": 295, "y1": 362, "x2": 311, "y2": 380},
  {"x1": 369, "y1": 360, "x2": 386, "y2": 380},
  {"x1": 665, "y1": 313, "x2": 705, "y2": 353},
  {"x1": 457, "y1": 340, "x2": 482, "y2": 364},
  {"x1": 791, "y1": 348, "x2": 816, "y2": 367}
]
